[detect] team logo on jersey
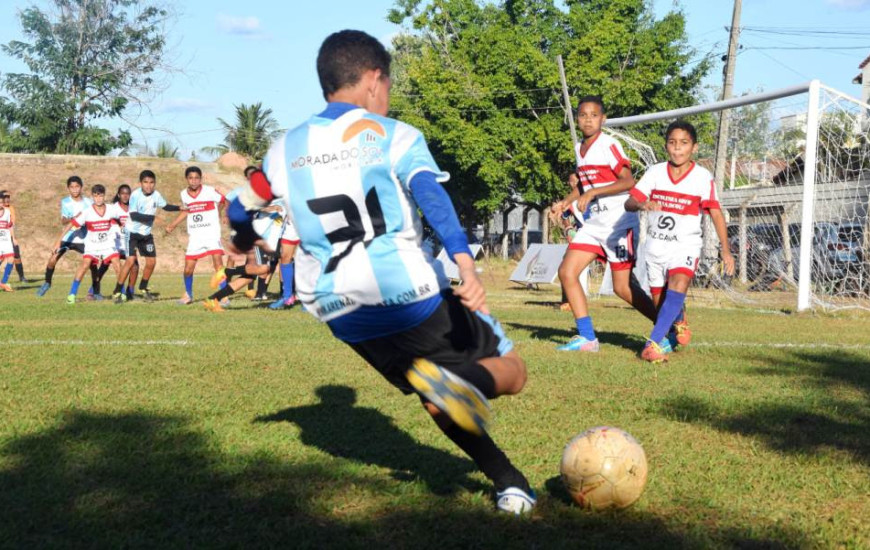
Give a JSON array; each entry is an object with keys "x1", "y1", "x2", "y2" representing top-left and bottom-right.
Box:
[
  {"x1": 657, "y1": 216, "x2": 676, "y2": 231},
  {"x1": 342, "y1": 119, "x2": 386, "y2": 143}
]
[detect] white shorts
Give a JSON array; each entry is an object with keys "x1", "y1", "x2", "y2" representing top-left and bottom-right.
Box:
[
  {"x1": 0, "y1": 238, "x2": 13, "y2": 260},
  {"x1": 186, "y1": 233, "x2": 224, "y2": 261},
  {"x1": 645, "y1": 249, "x2": 700, "y2": 294},
  {"x1": 280, "y1": 215, "x2": 300, "y2": 246},
  {"x1": 84, "y1": 246, "x2": 120, "y2": 265},
  {"x1": 569, "y1": 218, "x2": 638, "y2": 270}
]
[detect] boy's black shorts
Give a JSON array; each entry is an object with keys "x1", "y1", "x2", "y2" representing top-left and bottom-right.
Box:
[
  {"x1": 57, "y1": 241, "x2": 85, "y2": 256},
  {"x1": 346, "y1": 292, "x2": 512, "y2": 395},
  {"x1": 128, "y1": 233, "x2": 156, "y2": 257}
]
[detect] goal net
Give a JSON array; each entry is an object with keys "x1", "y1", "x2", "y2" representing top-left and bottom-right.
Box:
[{"x1": 600, "y1": 81, "x2": 870, "y2": 312}]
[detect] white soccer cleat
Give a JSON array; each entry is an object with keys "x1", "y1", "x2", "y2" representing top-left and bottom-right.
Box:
[{"x1": 496, "y1": 487, "x2": 537, "y2": 515}]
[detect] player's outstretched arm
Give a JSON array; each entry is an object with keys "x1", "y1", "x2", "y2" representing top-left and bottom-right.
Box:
[
  {"x1": 164, "y1": 211, "x2": 187, "y2": 234},
  {"x1": 709, "y1": 208, "x2": 735, "y2": 275}
]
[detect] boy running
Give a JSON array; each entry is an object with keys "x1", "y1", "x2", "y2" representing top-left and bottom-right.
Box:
[
  {"x1": 228, "y1": 30, "x2": 535, "y2": 514},
  {"x1": 165, "y1": 166, "x2": 225, "y2": 304},
  {"x1": 112, "y1": 170, "x2": 182, "y2": 303},
  {"x1": 36, "y1": 176, "x2": 95, "y2": 296},
  {"x1": 0, "y1": 197, "x2": 16, "y2": 291},
  {"x1": 551, "y1": 96, "x2": 658, "y2": 351},
  {"x1": 54, "y1": 185, "x2": 124, "y2": 305},
  {"x1": 625, "y1": 120, "x2": 735, "y2": 362}
]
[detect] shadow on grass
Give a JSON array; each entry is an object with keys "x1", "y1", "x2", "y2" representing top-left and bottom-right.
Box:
[
  {"x1": 255, "y1": 385, "x2": 485, "y2": 495},
  {"x1": 506, "y1": 323, "x2": 642, "y2": 351},
  {"x1": 0, "y1": 409, "x2": 808, "y2": 549},
  {"x1": 657, "y1": 350, "x2": 870, "y2": 466}
]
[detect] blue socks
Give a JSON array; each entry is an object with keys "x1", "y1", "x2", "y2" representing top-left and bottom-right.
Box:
[
  {"x1": 575, "y1": 316, "x2": 596, "y2": 341},
  {"x1": 1, "y1": 263, "x2": 12, "y2": 284},
  {"x1": 70, "y1": 279, "x2": 81, "y2": 296},
  {"x1": 651, "y1": 290, "x2": 686, "y2": 343},
  {"x1": 280, "y1": 262, "x2": 295, "y2": 300},
  {"x1": 184, "y1": 275, "x2": 194, "y2": 297}
]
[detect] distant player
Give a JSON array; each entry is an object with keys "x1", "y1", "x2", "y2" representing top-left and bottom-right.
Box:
[
  {"x1": 113, "y1": 170, "x2": 183, "y2": 303},
  {"x1": 228, "y1": 30, "x2": 535, "y2": 514},
  {"x1": 625, "y1": 120, "x2": 735, "y2": 362},
  {"x1": 111, "y1": 184, "x2": 138, "y2": 302},
  {"x1": 267, "y1": 204, "x2": 300, "y2": 310},
  {"x1": 0, "y1": 196, "x2": 17, "y2": 292},
  {"x1": 54, "y1": 184, "x2": 124, "y2": 305},
  {"x1": 551, "y1": 96, "x2": 658, "y2": 352},
  {"x1": 165, "y1": 166, "x2": 225, "y2": 304},
  {"x1": 36, "y1": 176, "x2": 96, "y2": 297},
  {"x1": 0, "y1": 191, "x2": 30, "y2": 283}
]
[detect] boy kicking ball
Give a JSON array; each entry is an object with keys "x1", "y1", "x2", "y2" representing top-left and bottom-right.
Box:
[{"x1": 625, "y1": 120, "x2": 734, "y2": 362}]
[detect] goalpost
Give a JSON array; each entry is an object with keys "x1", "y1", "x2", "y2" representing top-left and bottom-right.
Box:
[{"x1": 602, "y1": 80, "x2": 870, "y2": 312}]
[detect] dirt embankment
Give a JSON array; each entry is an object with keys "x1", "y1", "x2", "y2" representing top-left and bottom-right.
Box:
[{"x1": 0, "y1": 153, "x2": 247, "y2": 273}]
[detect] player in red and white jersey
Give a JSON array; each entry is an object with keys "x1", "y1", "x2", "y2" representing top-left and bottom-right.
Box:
[
  {"x1": 626, "y1": 120, "x2": 734, "y2": 362},
  {"x1": 165, "y1": 166, "x2": 225, "y2": 304},
  {"x1": 551, "y1": 95, "x2": 658, "y2": 352},
  {"x1": 0, "y1": 199, "x2": 16, "y2": 291},
  {"x1": 53, "y1": 184, "x2": 124, "y2": 304}
]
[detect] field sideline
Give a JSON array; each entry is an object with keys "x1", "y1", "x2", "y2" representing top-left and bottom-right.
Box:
[{"x1": 2, "y1": 269, "x2": 868, "y2": 549}]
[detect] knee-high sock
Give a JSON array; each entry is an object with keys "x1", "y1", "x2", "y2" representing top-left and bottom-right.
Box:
[
  {"x1": 2, "y1": 263, "x2": 13, "y2": 284},
  {"x1": 280, "y1": 262, "x2": 295, "y2": 300},
  {"x1": 436, "y1": 421, "x2": 530, "y2": 493},
  {"x1": 650, "y1": 290, "x2": 686, "y2": 343},
  {"x1": 184, "y1": 275, "x2": 194, "y2": 297}
]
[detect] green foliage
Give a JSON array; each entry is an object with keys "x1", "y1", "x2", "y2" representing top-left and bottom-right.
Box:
[
  {"x1": 205, "y1": 102, "x2": 282, "y2": 162},
  {"x1": 0, "y1": 0, "x2": 169, "y2": 154},
  {"x1": 389, "y1": 0, "x2": 711, "y2": 225},
  {"x1": 154, "y1": 140, "x2": 179, "y2": 159}
]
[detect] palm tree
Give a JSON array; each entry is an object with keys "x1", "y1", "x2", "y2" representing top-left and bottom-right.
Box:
[
  {"x1": 203, "y1": 102, "x2": 282, "y2": 161},
  {"x1": 154, "y1": 140, "x2": 179, "y2": 159}
]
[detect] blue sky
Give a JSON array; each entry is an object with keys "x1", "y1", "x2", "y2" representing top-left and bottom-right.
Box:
[{"x1": 1, "y1": 0, "x2": 868, "y2": 158}]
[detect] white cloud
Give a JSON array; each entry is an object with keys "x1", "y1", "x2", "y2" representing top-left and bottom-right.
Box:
[
  {"x1": 159, "y1": 97, "x2": 215, "y2": 114},
  {"x1": 826, "y1": 0, "x2": 870, "y2": 10},
  {"x1": 216, "y1": 14, "x2": 266, "y2": 37}
]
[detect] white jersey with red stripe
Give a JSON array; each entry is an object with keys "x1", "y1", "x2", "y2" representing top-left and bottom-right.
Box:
[
  {"x1": 181, "y1": 185, "x2": 224, "y2": 259},
  {"x1": 181, "y1": 185, "x2": 224, "y2": 238},
  {"x1": 574, "y1": 132, "x2": 635, "y2": 229},
  {"x1": 0, "y1": 208, "x2": 14, "y2": 258},
  {"x1": 630, "y1": 161, "x2": 720, "y2": 259},
  {"x1": 71, "y1": 203, "x2": 122, "y2": 259}
]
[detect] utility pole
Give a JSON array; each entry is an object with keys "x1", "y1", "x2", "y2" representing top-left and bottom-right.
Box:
[
  {"x1": 714, "y1": 0, "x2": 742, "y2": 190},
  {"x1": 705, "y1": 0, "x2": 742, "y2": 267}
]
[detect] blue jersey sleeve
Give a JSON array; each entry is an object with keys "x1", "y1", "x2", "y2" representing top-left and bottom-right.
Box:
[
  {"x1": 409, "y1": 171, "x2": 471, "y2": 260},
  {"x1": 392, "y1": 126, "x2": 446, "y2": 190}
]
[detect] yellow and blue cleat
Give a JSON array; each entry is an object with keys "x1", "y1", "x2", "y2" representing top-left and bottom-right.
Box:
[
  {"x1": 210, "y1": 267, "x2": 227, "y2": 290},
  {"x1": 641, "y1": 338, "x2": 673, "y2": 363},
  {"x1": 405, "y1": 358, "x2": 491, "y2": 436}
]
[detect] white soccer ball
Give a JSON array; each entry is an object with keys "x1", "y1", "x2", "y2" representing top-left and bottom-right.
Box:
[{"x1": 560, "y1": 426, "x2": 648, "y2": 510}]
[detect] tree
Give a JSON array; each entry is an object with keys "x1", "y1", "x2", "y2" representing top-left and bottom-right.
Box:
[
  {"x1": 388, "y1": 0, "x2": 712, "y2": 228},
  {"x1": 0, "y1": 0, "x2": 172, "y2": 154},
  {"x1": 153, "y1": 139, "x2": 178, "y2": 159},
  {"x1": 203, "y1": 102, "x2": 282, "y2": 161}
]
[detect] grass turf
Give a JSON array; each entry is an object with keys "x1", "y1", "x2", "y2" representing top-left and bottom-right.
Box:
[{"x1": 1, "y1": 269, "x2": 868, "y2": 549}]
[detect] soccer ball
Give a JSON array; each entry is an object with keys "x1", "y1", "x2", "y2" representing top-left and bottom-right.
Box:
[{"x1": 560, "y1": 426, "x2": 648, "y2": 510}]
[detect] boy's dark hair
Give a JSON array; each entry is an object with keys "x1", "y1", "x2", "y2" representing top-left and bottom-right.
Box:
[
  {"x1": 244, "y1": 165, "x2": 258, "y2": 178},
  {"x1": 317, "y1": 30, "x2": 391, "y2": 100},
  {"x1": 577, "y1": 95, "x2": 605, "y2": 112},
  {"x1": 665, "y1": 120, "x2": 698, "y2": 143},
  {"x1": 113, "y1": 184, "x2": 132, "y2": 203},
  {"x1": 139, "y1": 169, "x2": 156, "y2": 182},
  {"x1": 92, "y1": 184, "x2": 106, "y2": 195},
  {"x1": 185, "y1": 166, "x2": 202, "y2": 178},
  {"x1": 67, "y1": 176, "x2": 83, "y2": 187}
]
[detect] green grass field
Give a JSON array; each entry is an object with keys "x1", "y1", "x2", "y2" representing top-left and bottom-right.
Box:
[{"x1": 2, "y1": 268, "x2": 869, "y2": 549}]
